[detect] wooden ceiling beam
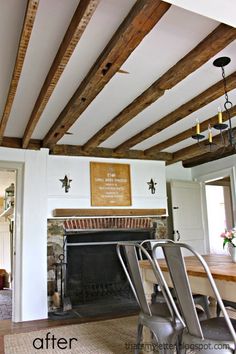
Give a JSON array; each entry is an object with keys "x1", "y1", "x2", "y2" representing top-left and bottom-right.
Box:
[
  {"x1": 42, "y1": 0, "x2": 171, "y2": 148},
  {"x1": 83, "y1": 24, "x2": 236, "y2": 151},
  {"x1": 22, "y1": 0, "x2": 99, "y2": 149},
  {"x1": 51, "y1": 144, "x2": 172, "y2": 161},
  {"x1": 0, "y1": 136, "x2": 172, "y2": 162},
  {"x1": 0, "y1": 0, "x2": 39, "y2": 143},
  {"x1": 182, "y1": 145, "x2": 236, "y2": 168},
  {"x1": 1, "y1": 136, "x2": 41, "y2": 150},
  {"x1": 168, "y1": 127, "x2": 236, "y2": 165},
  {"x1": 83, "y1": 83, "x2": 165, "y2": 151},
  {"x1": 119, "y1": 71, "x2": 236, "y2": 153},
  {"x1": 145, "y1": 104, "x2": 236, "y2": 155}
]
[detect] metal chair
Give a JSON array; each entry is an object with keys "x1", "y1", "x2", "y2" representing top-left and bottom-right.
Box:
[
  {"x1": 140, "y1": 239, "x2": 211, "y2": 319},
  {"x1": 117, "y1": 241, "x2": 184, "y2": 354},
  {"x1": 153, "y1": 241, "x2": 236, "y2": 354},
  {"x1": 217, "y1": 300, "x2": 236, "y2": 317}
]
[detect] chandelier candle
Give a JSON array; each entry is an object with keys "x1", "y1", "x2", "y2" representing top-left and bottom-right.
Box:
[
  {"x1": 192, "y1": 119, "x2": 204, "y2": 141},
  {"x1": 218, "y1": 106, "x2": 223, "y2": 124},
  {"x1": 208, "y1": 125, "x2": 213, "y2": 143},
  {"x1": 196, "y1": 119, "x2": 200, "y2": 134}
]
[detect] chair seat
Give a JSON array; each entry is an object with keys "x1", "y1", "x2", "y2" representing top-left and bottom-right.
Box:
[
  {"x1": 201, "y1": 317, "x2": 236, "y2": 342},
  {"x1": 182, "y1": 317, "x2": 236, "y2": 353}
]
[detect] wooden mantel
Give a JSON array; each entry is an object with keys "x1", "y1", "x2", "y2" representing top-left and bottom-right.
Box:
[{"x1": 53, "y1": 208, "x2": 166, "y2": 217}]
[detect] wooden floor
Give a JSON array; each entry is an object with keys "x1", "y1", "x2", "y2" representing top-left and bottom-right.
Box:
[
  {"x1": 1, "y1": 306, "x2": 235, "y2": 354},
  {"x1": 0, "y1": 312, "x2": 136, "y2": 354}
]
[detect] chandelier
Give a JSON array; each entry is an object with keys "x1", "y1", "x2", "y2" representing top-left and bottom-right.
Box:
[{"x1": 192, "y1": 56, "x2": 234, "y2": 149}]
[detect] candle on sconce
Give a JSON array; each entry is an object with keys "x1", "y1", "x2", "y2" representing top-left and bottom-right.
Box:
[
  {"x1": 218, "y1": 106, "x2": 223, "y2": 124},
  {"x1": 196, "y1": 119, "x2": 200, "y2": 135},
  {"x1": 208, "y1": 124, "x2": 212, "y2": 143}
]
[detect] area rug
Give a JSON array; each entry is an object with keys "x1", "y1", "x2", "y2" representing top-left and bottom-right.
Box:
[
  {"x1": 0, "y1": 290, "x2": 12, "y2": 320},
  {"x1": 4, "y1": 316, "x2": 137, "y2": 354}
]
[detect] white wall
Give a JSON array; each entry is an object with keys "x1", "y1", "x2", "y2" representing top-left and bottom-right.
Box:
[
  {"x1": 47, "y1": 156, "x2": 167, "y2": 216},
  {"x1": 21, "y1": 149, "x2": 48, "y2": 321},
  {"x1": 0, "y1": 148, "x2": 168, "y2": 321},
  {"x1": 166, "y1": 161, "x2": 192, "y2": 181},
  {"x1": 192, "y1": 154, "x2": 236, "y2": 179},
  {"x1": 5, "y1": 146, "x2": 236, "y2": 321},
  {"x1": 0, "y1": 147, "x2": 48, "y2": 321}
]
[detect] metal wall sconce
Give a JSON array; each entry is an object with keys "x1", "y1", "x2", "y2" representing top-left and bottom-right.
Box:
[
  {"x1": 147, "y1": 178, "x2": 157, "y2": 194},
  {"x1": 59, "y1": 175, "x2": 72, "y2": 193}
]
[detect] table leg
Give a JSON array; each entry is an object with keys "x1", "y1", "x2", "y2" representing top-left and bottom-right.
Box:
[{"x1": 141, "y1": 269, "x2": 155, "y2": 354}]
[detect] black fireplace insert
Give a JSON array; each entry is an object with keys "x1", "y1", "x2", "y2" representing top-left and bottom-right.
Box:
[{"x1": 65, "y1": 229, "x2": 154, "y2": 307}]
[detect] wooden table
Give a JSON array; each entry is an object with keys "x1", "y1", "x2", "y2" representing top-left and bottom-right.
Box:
[{"x1": 140, "y1": 254, "x2": 236, "y2": 303}]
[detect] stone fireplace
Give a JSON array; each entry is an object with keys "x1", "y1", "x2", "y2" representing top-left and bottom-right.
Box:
[{"x1": 47, "y1": 216, "x2": 167, "y2": 316}]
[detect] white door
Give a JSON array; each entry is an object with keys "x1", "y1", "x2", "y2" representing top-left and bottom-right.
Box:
[{"x1": 170, "y1": 180, "x2": 206, "y2": 254}]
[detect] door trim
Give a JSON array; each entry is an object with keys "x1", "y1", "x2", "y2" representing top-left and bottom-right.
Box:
[
  {"x1": 194, "y1": 167, "x2": 236, "y2": 253},
  {"x1": 0, "y1": 161, "x2": 23, "y2": 322}
]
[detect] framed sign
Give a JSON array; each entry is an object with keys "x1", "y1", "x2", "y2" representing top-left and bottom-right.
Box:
[{"x1": 90, "y1": 162, "x2": 132, "y2": 206}]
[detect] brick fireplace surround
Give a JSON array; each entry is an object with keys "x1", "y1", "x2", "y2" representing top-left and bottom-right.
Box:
[{"x1": 47, "y1": 216, "x2": 168, "y2": 312}]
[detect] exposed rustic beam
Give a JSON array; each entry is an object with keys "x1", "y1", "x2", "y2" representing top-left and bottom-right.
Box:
[
  {"x1": 168, "y1": 127, "x2": 236, "y2": 165},
  {"x1": 1, "y1": 136, "x2": 41, "y2": 150},
  {"x1": 83, "y1": 23, "x2": 236, "y2": 151},
  {"x1": 1, "y1": 137, "x2": 172, "y2": 161},
  {"x1": 0, "y1": 0, "x2": 39, "y2": 143},
  {"x1": 145, "y1": 104, "x2": 236, "y2": 155},
  {"x1": 42, "y1": 0, "x2": 171, "y2": 148},
  {"x1": 120, "y1": 71, "x2": 236, "y2": 153},
  {"x1": 182, "y1": 145, "x2": 236, "y2": 168},
  {"x1": 53, "y1": 208, "x2": 166, "y2": 217},
  {"x1": 51, "y1": 144, "x2": 172, "y2": 161},
  {"x1": 22, "y1": 0, "x2": 99, "y2": 149},
  {"x1": 83, "y1": 85, "x2": 165, "y2": 152}
]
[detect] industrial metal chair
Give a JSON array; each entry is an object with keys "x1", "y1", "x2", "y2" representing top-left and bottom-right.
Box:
[
  {"x1": 153, "y1": 241, "x2": 236, "y2": 354},
  {"x1": 217, "y1": 300, "x2": 236, "y2": 317},
  {"x1": 117, "y1": 241, "x2": 184, "y2": 354},
  {"x1": 140, "y1": 239, "x2": 211, "y2": 319}
]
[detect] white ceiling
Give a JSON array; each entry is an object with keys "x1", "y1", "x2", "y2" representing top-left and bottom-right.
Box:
[
  {"x1": 0, "y1": 0, "x2": 235, "y2": 157},
  {"x1": 60, "y1": 5, "x2": 219, "y2": 146},
  {"x1": 164, "y1": 0, "x2": 236, "y2": 28}
]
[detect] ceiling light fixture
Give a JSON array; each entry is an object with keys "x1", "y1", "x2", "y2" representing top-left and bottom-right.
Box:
[{"x1": 192, "y1": 56, "x2": 234, "y2": 149}]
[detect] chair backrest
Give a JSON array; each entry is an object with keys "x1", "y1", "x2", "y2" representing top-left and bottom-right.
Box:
[
  {"x1": 139, "y1": 239, "x2": 174, "y2": 260},
  {"x1": 116, "y1": 241, "x2": 183, "y2": 323},
  {"x1": 153, "y1": 241, "x2": 236, "y2": 343}
]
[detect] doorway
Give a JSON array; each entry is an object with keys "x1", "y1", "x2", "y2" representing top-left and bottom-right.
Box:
[
  {"x1": 196, "y1": 167, "x2": 236, "y2": 255},
  {"x1": 0, "y1": 169, "x2": 16, "y2": 320},
  {"x1": 0, "y1": 161, "x2": 23, "y2": 322},
  {"x1": 205, "y1": 177, "x2": 233, "y2": 254}
]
